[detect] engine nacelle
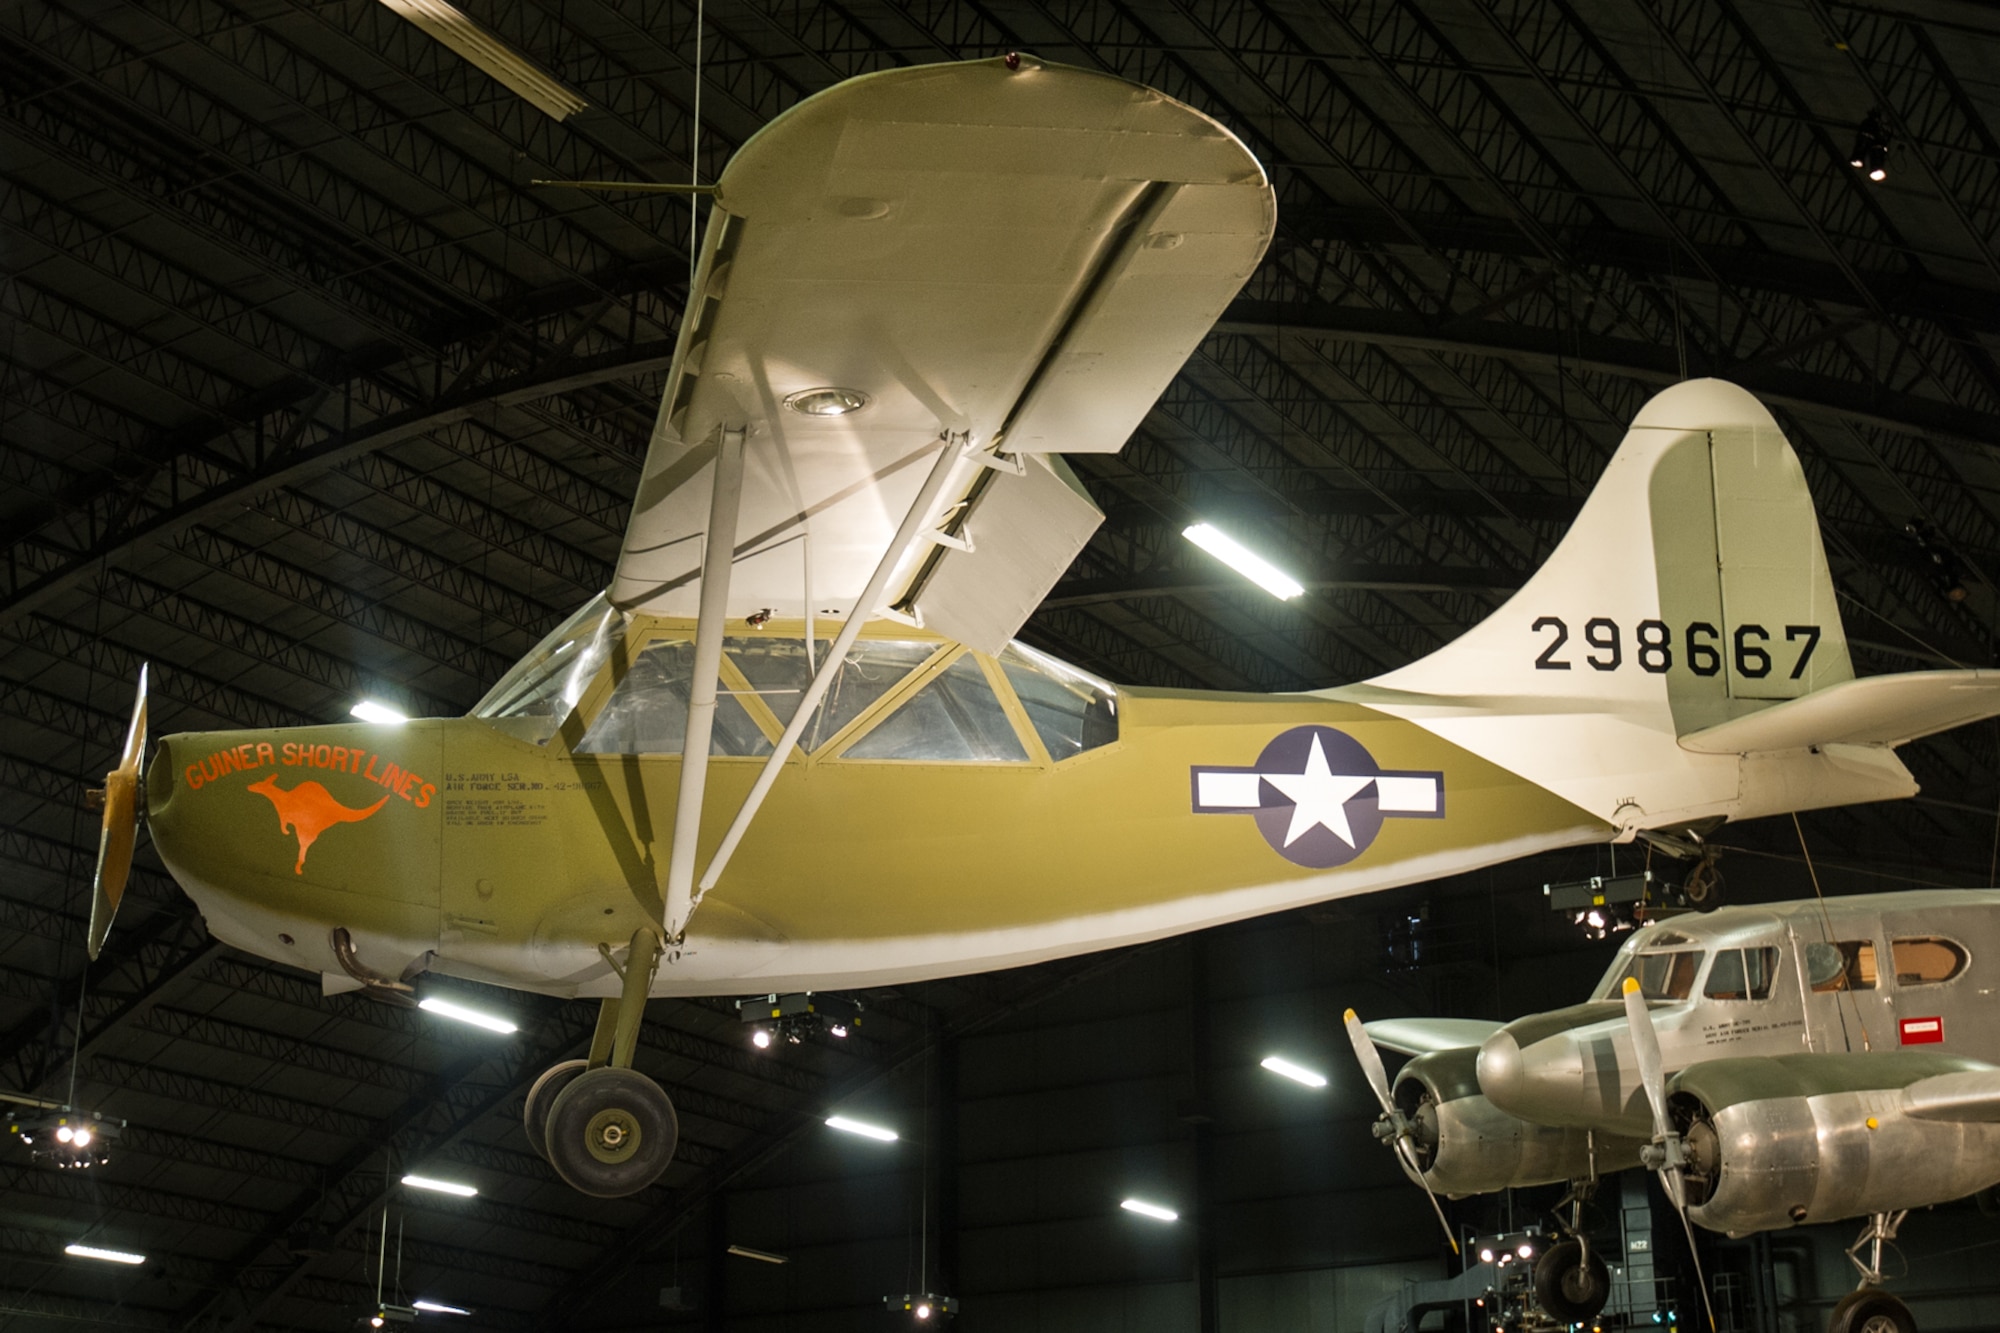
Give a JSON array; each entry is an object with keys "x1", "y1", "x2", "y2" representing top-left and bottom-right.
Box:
[
  {"x1": 1673, "y1": 1054, "x2": 2000, "y2": 1235},
  {"x1": 1393, "y1": 1048, "x2": 1645, "y2": 1197}
]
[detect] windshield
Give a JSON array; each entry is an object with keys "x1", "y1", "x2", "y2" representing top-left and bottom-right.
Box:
[
  {"x1": 1603, "y1": 949, "x2": 1706, "y2": 1002},
  {"x1": 472, "y1": 594, "x2": 627, "y2": 744}
]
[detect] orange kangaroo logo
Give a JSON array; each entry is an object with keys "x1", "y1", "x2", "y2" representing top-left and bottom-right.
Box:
[{"x1": 247, "y1": 775, "x2": 390, "y2": 874}]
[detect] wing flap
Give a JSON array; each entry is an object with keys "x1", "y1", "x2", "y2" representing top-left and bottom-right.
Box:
[
  {"x1": 1679, "y1": 669, "x2": 2000, "y2": 754},
  {"x1": 1362, "y1": 1017, "x2": 1504, "y2": 1058}
]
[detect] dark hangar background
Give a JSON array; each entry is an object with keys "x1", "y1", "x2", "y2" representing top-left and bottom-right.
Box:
[{"x1": 5, "y1": 1, "x2": 2000, "y2": 1330}]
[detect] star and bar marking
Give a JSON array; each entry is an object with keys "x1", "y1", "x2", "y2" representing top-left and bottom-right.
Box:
[{"x1": 1190, "y1": 725, "x2": 1443, "y2": 869}]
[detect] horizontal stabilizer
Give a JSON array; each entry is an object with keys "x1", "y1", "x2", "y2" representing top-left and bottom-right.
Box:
[
  {"x1": 1901, "y1": 1067, "x2": 2000, "y2": 1123},
  {"x1": 1362, "y1": 1017, "x2": 1503, "y2": 1058},
  {"x1": 1680, "y1": 669, "x2": 2000, "y2": 755}
]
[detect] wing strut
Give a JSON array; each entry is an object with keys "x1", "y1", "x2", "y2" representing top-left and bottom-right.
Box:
[
  {"x1": 682, "y1": 431, "x2": 973, "y2": 927},
  {"x1": 662, "y1": 425, "x2": 747, "y2": 944}
]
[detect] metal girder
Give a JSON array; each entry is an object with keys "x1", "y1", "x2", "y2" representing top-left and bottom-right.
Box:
[{"x1": 1219, "y1": 301, "x2": 2000, "y2": 448}]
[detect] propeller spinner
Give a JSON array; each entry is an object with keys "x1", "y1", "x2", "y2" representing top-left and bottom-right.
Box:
[
  {"x1": 85, "y1": 666, "x2": 148, "y2": 960},
  {"x1": 1343, "y1": 1008, "x2": 1459, "y2": 1256}
]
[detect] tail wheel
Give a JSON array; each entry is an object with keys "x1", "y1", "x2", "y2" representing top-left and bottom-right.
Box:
[
  {"x1": 544, "y1": 1066, "x2": 678, "y2": 1198},
  {"x1": 523, "y1": 1059, "x2": 589, "y2": 1161},
  {"x1": 1533, "y1": 1239, "x2": 1610, "y2": 1322},
  {"x1": 1829, "y1": 1289, "x2": 1916, "y2": 1333}
]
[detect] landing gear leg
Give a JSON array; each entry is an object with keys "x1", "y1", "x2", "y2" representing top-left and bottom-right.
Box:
[
  {"x1": 1536, "y1": 1172, "x2": 1610, "y2": 1324},
  {"x1": 534, "y1": 928, "x2": 681, "y2": 1197},
  {"x1": 1830, "y1": 1212, "x2": 1916, "y2": 1333}
]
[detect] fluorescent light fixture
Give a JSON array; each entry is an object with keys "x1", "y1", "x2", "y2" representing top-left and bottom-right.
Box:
[
  {"x1": 1182, "y1": 523, "x2": 1305, "y2": 599},
  {"x1": 825, "y1": 1115, "x2": 898, "y2": 1142},
  {"x1": 418, "y1": 996, "x2": 518, "y2": 1035},
  {"x1": 350, "y1": 700, "x2": 409, "y2": 724},
  {"x1": 412, "y1": 1300, "x2": 473, "y2": 1315},
  {"x1": 65, "y1": 1243, "x2": 145, "y2": 1264},
  {"x1": 401, "y1": 1173, "x2": 477, "y2": 1198},
  {"x1": 1121, "y1": 1198, "x2": 1179, "y2": 1223},
  {"x1": 1260, "y1": 1055, "x2": 1328, "y2": 1088},
  {"x1": 376, "y1": 0, "x2": 588, "y2": 121},
  {"x1": 726, "y1": 1244, "x2": 789, "y2": 1264}
]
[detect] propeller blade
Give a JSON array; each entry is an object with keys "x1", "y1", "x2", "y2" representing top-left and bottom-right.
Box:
[
  {"x1": 1620, "y1": 976, "x2": 1674, "y2": 1143},
  {"x1": 87, "y1": 666, "x2": 148, "y2": 960},
  {"x1": 1346, "y1": 1009, "x2": 1458, "y2": 1256},
  {"x1": 1342, "y1": 1008, "x2": 1396, "y2": 1117}
]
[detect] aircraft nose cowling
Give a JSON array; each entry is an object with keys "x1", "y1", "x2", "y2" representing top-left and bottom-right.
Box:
[
  {"x1": 1476, "y1": 1028, "x2": 1525, "y2": 1111},
  {"x1": 1476, "y1": 1001, "x2": 1626, "y2": 1127}
]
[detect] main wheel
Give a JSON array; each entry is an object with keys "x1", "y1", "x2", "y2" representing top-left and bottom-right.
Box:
[
  {"x1": 544, "y1": 1066, "x2": 678, "y2": 1198},
  {"x1": 1683, "y1": 856, "x2": 1724, "y2": 911},
  {"x1": 523, "y1": 1059, "x2": 588, "y2": 1162},
  {"x1": 1829, "y1": 1288, "x2": 1916, "y2": 1333},
  {"x1": 1533, "y1": 1239, "x2": 1610, "y2": 1322}
]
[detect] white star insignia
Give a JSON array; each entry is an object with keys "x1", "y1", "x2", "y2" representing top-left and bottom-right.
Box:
[{"x1": 1261, "y1": 734, "x2": 1376, "y2": 848}]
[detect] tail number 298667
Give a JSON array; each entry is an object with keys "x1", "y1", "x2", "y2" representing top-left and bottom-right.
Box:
[{"x1": 1531, "y1": 617, "x2": 1820, "y2": 679}]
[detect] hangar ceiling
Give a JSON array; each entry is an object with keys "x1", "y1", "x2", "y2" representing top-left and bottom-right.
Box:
[{"x1": 4, "y1": 0, "x2": 2000, "y2": 1328}]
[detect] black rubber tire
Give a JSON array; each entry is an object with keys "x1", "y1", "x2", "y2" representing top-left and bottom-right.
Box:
[
  {"x1": 1684, "y1": 858, "x2": 1724, "y2": 912},
  {"x1": 544, "y1": 1066, "x2": 678, "y2": 1198},
  {"x1": 1829, "y1": 1288, "x2": 1916, "y2": 1333},
  {"x1": 523, "y1": 1059, "x2": 588, "y2": 1162},
  {"x1": 1533, "y1": 1239, "x2": 1611, "y2": 1322}
]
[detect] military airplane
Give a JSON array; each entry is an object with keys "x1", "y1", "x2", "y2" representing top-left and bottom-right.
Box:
[
  {"x1": 1348, "y1": 891, "x2": 2000, "y2": 1333},
  {"x1": 78, "y1": 55, "x2": 2000, "y2": 1200}
]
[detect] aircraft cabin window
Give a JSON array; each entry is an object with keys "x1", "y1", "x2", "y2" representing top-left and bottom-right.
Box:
[
  {"x1": 1891, "y1": 937, "x2": 1968, "y2": 985},
  {"x1": 725, "y1": 637, "x2": 938, "y2": 750},
  {"x1": 1609, "y1": 950, "x2": 1705, "y2": 1002},
  {"x1": 998, "y1": 644, "x2": 1118, "y2": 759},
  {"x1": 1805, "y1": 940, "x2": 1877, "y2": 992},
  {"x1": 1703, "y1": 947, "x2": 1779, "y2": 1001},
  {"x1": 841, "y1": 656, "x2": 1029, "y2": 762},
  {"x1": 573, "y1": 640, "x2": 774, "y2": 756},
  {"x1": 472, "y1": 594, "x2": 627, "y2": 745}
]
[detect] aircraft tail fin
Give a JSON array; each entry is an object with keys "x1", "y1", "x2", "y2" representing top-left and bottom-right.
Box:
[{"x1": 1368, "y1": 378, "x2": 1853, "y2": 737}]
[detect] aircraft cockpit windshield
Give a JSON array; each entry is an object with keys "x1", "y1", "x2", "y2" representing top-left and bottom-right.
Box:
[
  {"x1": 1599, "y1": 930, "x2": 1704, "y2": 1002},
  {"x1": 472, "y1": 594, "x2": 628, "y2": 744}
]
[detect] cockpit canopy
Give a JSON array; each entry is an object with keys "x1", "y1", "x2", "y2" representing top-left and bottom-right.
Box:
[{"x1": 470, "y1": 594, "x2": 1119, "y2": 763}]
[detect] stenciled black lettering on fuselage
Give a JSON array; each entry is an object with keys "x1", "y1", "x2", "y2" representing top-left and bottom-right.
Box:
[{"x1": 1530, "y1": 617, "x2": 1821, "y2": 680}]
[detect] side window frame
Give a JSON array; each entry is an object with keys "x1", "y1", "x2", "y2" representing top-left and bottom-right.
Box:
[
  {"x1": 1890, "y1": 936, "x2": 1970, "y2": 987},
  {"x1": 550, "y1": 629, "x2": 786, "y2": 759},
  {"x1": 823, "y1": 645, "x2": 1046, "y2": 767}
]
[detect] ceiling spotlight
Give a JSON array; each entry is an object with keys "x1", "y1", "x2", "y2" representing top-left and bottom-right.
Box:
[
  {"x1": 825, "y1": 1115, "x2": 898, "y2": 1142},
  {"x1": 751, "y1": 1028, "x2": 773, "y2": 1049},
  {"x1": 1120, "y1": 1198, "x2": 1178, "y2": 1223},
  {"x1": 417, "y1": 995, "x2": 518, "y2": 1035},
  {"x1": 1182, "y1": 522, "x2": 1305, "y2": 599},
  {"x1": 784, "y1": 387, "x2": 871, "y2": 417},
  {"x1": 65, "y1": 1243, "x2": 146, "y2": 1264},
  {"x1": 1517, "y1": 1242, "x2": 1534, "y2": 1258},
  {"x1": 351, "y1": 700, "x2": 409, "y2": 725},
  {"x1": 401, "y1": 1173, "x2": 478, "y2": 1197},
  {"x1": 1479, "y1": 1246, "x2": 1496, "y2": 1263},
  {"x1": 1849, "y1": 111, "x2": 1890, "y2": 183},
  {"x1": 1260, "y1": 1055, "x2": 1328, "y2": 1088}
]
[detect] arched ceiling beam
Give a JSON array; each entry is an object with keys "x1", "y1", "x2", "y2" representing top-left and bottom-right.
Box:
[{"x1": 1218, "y1": 300, "x2": 2000, "y2": 450}]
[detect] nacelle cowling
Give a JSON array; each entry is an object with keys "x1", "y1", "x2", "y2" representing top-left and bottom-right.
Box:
[
  {"x1": 1394, "y1": 1048, "x2": 1644, "y2": 1197},
  {"x1": 1673, "y1": 1054, "x2": 2000, "y2": 1235}
]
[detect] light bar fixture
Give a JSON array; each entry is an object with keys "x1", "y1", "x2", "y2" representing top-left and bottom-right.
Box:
[
  {"x1": 727, "y1": 1244, "x2": 790, "y2": 1264},
  {"x1": 65, "y1": 1243, "x2": 146, "y2": 1264},
  {"x1": 825, "y1": 1115, "x2": 899, "y2": 1142},
  {"x1": 350, "y1": 700, "x2": 409, "y2": 725},
  {"x1": 412, "y1": 1300, "x2": 474, "y2": 1315},
  {"x1": 1182, "y1": 523, "x2": 1305, "y2": 600},
  {"x1": 376, "y1": 0, "x2": 588, "y2": 122},
  {"x1": 1120, "y1": 1198, "x2": 1179, "y2": 1223},
  {"x1": 1260, "y1": 1055, "x2": 1328, "y2": 1088},
  {"x1": 401, "y1": 1173, "x2": 478, "y2": 1198},
  {"x1": 418, "y1": 995, "x2": 519, "y2": 1035}
]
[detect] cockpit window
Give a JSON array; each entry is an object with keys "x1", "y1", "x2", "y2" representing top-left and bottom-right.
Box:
[
  {"x1": 841, "y1": 655, "x2": 1029, "y2": 762},
  {"x1": 1806, "y1": 940, "x2": 1877, "y2": 992},
  {"x1": 574, "y1": 640, "x2": 773, "y2": 756},
  {"x1": 998, "y1": 643, "x2": 1118, "y2": 759},
  {"x1": 472, "y1": 595, "x2": 627, "y2": 745},
  {"x1": 1891, "y1": 937, "x2": 1968, "y2": 986},
  {"x1": 1704, "y1": 947, "x2": 1779, "y2": 1001},
  {"x1": 724, "y1": 638, "x2": 938, "y2": 751},
  {"x1": 1606, "y1": 950, "x2": 1705, "y2": 1002}
]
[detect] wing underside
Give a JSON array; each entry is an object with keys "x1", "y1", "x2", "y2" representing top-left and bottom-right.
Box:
[{"x1": 608, "y1": 57, "x2": 1275, "y2": 651}]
